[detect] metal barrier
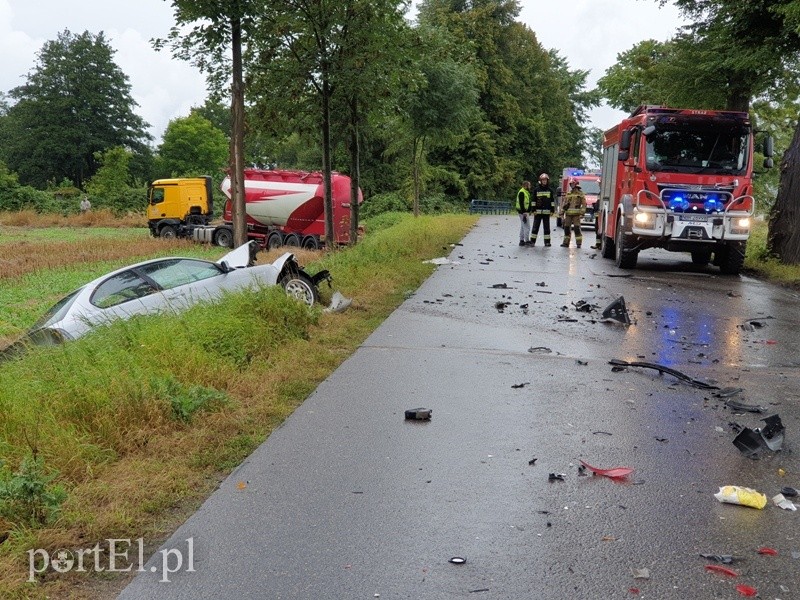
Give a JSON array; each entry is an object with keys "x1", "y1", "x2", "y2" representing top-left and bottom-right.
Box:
[{"x1": 469, "y1": 199, "x2": 511, "y2": 214}]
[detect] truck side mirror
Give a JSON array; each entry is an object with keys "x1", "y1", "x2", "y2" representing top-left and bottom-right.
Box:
[
  {"x1": 763, "y1": 135, "x2": 774, "y2": 158},
  {"x1": 618, "y1": 149, "x2": 630, "y2": 162},
  {"x1": 620, "y1": 129, "x2": 631, "y2": 152},
  {"x1": 642, "y1": 125, "x2": 656, "y2": 139}
]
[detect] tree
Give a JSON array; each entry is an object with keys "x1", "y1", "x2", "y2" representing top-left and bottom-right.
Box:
[
  {"x1": 157, "y1": 113, "x2": 228, "y2": 177},
  {"x1": 0, "y1": 30, "x2": 150, "y2": 189},
  {"x1": 157, "y1": 1, "x2": 262, "y2": 247}
]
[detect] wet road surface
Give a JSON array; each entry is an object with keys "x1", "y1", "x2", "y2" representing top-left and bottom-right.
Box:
[{"x1": 120, "y1": 216, "x2": 800, "y2": 599}]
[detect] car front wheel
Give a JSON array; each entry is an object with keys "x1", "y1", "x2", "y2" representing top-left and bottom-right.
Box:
[{"x1": 280, "y1": 273, "x2": 318, "y2": 306}]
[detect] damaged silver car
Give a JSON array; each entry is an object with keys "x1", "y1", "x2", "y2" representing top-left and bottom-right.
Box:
[{"x1": 3, "y1": 242, "x2": 328, "y2": 354}]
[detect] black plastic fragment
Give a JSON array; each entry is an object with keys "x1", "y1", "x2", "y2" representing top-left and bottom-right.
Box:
[
  {"x1": 548, "y1": 473, "x2": 565, "y2": 482},
  {"x1": 405, "y1": 408, "x2": 432, "y2": 420},
  {"x1": 608, "y1": 359, "x2": 719, "y2": 390},
  {"x1": 714, "y1": 387, "x2": 744, "y2": 398},
  {"x1": 781, "y1": 486, "x2": 799, "y2": 498},
  {"x1": 602, "y1": 296, "x2": 631, "y2": 324},
  {"x1": 725, "y1": 399, "x2": 765, "y2": 413},
  {"x1": 700, "y1": 553, "x2": 734, "y2": 564}
]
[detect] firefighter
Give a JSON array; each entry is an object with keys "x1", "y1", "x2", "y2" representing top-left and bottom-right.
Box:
[
  {"x1": 515, "y1": 180, "x2": 532, "y2": 246},
  {"x1": 559, "y1": 179, "x2": 586, "y2": 248},
  {"x1": 529, "y1": 173, "x2": 555, "y2": 246}
]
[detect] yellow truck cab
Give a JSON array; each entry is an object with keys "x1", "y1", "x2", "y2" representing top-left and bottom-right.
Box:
[{"x1": 147, "y1": 176, "x2": 214, "y2": 239}]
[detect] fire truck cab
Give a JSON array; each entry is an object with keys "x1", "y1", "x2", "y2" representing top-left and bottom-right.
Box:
[{"x1": 597, "y1": 106, "x2": 772, "y2": 274}]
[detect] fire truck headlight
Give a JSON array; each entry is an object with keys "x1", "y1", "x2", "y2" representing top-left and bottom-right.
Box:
[
  {"x1": 731, "y1": 217, "x2": 751, "y2": 235},
  {"x1": 634, "y1": 211, "x2": 656, "y2": 229},
  {"x1": 635, "y1": 212, "x2": 651, "y2": 224}
]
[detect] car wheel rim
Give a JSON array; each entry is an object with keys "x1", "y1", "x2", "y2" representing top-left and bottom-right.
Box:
[{"x1": 284, "y1": 280, "x2": 313, "y2": 305}]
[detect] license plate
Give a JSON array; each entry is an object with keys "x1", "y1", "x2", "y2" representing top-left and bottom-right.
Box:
[{"x1": 679, "y1": 214, "x2": 710, "y2": 222}]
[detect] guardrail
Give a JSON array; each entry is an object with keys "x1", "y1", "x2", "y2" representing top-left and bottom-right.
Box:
[{"x1": 469, "y1": 199, "x2": 511, "y2": 214}]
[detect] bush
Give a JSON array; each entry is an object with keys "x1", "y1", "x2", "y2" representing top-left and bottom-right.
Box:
[
  {"x1": 0, "y1": 454, "x2": 66, "y2": 527},
  {"x1": 360, "y1": 191, "x2": 410, "y2": 219}
]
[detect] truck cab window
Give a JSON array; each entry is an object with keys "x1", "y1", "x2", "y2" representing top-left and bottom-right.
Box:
[{"x1": 150, "y1": 188, "x2": 165, "y2": 205}]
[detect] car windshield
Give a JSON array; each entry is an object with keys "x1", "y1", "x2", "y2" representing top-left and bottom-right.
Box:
[
  {"x1": 137, "y1": 259, "x2": 222, "y2": 290},
  {"x1": 32, "y1": 287, "x2": 84, "y2": 329},
  {"x1": 645, "y1": 121, "x2": 750, "y2": 175},
  {"x1": 579, "y1": 179, "x2": 601, "y2": 194}
]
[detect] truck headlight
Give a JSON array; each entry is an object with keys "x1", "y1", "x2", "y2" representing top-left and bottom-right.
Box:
[
  {"x1": 731, "y1": 217, "x2": 751, "y2": 235},
  {"x1": 634, "y1": 212, "x2": 656, "y2": 229}
]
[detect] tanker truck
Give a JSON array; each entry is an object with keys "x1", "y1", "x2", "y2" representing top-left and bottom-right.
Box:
[{"x1": 147, "y1": 169, "x2": 362, "y2": 249}]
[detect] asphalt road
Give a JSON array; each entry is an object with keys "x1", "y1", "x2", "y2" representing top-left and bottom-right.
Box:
[{"x1": 119, "y1": 216, "x2": 800, "y2": 599}]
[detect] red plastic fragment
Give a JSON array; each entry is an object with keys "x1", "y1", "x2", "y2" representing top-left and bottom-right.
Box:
[
  {"x1": 705, "y1": 564, "x2": 738, "y2": 577},
  {"x1": 628, "y1": 588, "x2": 640, "y2": 595},
  {"x1": 757, "y1": 546, "x2": 777, "y2": 555},
  {"x1": 735, "y1": 584, "x2": 757, "y2": 597},
  {"x1": 579, "y1": 460, "x2": 634, "y2": 479}
]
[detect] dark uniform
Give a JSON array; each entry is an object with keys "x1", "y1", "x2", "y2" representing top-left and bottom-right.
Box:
[
  {"x1": 560, "y1": 182, "x2": 586, "y2": 248},
  {"x1": 530, "y1": 181, "x2": 555, "y2": 246},
  {"x1": 515, "y1": 181, "x2": 532, "y2": 245}
]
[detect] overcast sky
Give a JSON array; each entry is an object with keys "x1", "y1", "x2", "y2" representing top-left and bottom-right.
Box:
[{"x1": 1, "y1": 0, "x2": 688, "y2": 144}]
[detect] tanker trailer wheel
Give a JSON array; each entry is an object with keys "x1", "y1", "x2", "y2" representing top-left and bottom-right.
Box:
[
  {"x1": 614, "y1": 215, "x2": 638, "y2": 269},
  {"x1": 267, "y1": 232, "x2": 283, "y2": 250},
  {"x1": 214, "y1": 228, "x2": 233, "y2": 248},
  {"x1": 159, "y1": 225, "x2": 177, "y2": 240},
  {"x1": 280, "y1": 273, "x2": 318, "y2": 306},
  {"x1": 284, "y1": 233, "x2": 301, "y2": 247},
  {"x1": 301, "y1": 235, "x2": 320, "y2": 250}
]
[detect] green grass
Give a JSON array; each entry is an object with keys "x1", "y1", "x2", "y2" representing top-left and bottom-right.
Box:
[{"x1": 0, "y1": 226, "x2": 149, "y2": 245}]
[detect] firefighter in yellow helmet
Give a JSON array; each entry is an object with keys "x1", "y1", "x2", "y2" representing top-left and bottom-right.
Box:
[
  {"x1": 560, "y1": 179, "x2": 586, "y2": 248},
  {"x1": 530, "y1": 173, "x2": 555, "y2": 246}
]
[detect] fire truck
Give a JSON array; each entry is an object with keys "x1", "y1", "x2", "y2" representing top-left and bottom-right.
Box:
[
  {"x1": 558, "y1": 168, "x2": 602, "y2": 229},
  {"x1": 597, "y1": 106, "x2": 772, "y2": 274}
]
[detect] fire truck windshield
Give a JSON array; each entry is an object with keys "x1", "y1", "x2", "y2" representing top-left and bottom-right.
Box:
[
  {"x1": 644, "y1": 123, "x2": 749, "y2": 175},
  {"x1": 578, "y1": 179, "x2": 601, "y2": 194}
]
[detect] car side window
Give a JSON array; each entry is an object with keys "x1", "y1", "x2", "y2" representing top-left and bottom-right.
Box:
[
  {"x1": 138, "y1": 259, "x2": 221, "y2": 291},
  {"x1": 91, "y1": 271, "x2": 158, "y2": 308}
]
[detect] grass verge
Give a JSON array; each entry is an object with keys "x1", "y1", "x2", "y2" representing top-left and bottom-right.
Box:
[{"x1": 0, "y1": 213, "x2": 476, "y2": 598}]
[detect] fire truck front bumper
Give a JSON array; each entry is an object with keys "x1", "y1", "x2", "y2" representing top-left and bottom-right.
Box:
[{"x1": 630, "y1": 209, "x2": 752, "y2": 242}]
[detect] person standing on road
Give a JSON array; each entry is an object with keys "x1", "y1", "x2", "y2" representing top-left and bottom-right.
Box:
[
  {"x1": 559, "y1": 179, "x2": 586, "y2": 248},
  {"x1": 515, "y1": 180, "x2": 532, "y2": 246},
  {"x1": 529, "y1": 173, "x2": 555, "y2": 247}
]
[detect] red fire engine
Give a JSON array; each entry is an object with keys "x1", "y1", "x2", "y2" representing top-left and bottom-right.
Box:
[{"x1": 597, "y1": 106, "x2": 773, "y2": 274}]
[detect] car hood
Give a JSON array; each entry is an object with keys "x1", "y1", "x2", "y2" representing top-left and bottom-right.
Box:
[{"x1": 216, "y1": 241, "x2": 256, "y2": 270}]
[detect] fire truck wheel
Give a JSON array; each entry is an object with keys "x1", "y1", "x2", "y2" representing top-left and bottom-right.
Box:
[
  {"x1": 691, "y1": 249, "x2": 712, "y2": 265},
  {"x1": 214, "y1": 228, "x2": 233, "y2": 248},
  {"x1": 614, "y1": 216, "x2": 638, "y2": 269},
  {"x1": 267, "y1": 232, "x2": 283, "y2": 250},
  {"x1": 284, "y1": 234, "x2": 301, "y2": 247},
  {"x1": 717, "y1": 242, "x2": 745, "y2": 275},
  {"x1": 280, "y1": 273, "x2": 318, "y2": 306},
  {"x1": 159, "y1": 225, "x2": 177, "y2": 240}
]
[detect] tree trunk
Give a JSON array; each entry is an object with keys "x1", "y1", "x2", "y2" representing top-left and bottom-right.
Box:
[
  {"x1": 321, "y1": 60, "x2": 334, "y2": 248},
  {"x1": 230, "y1": 16, "x2": 247, "y2": 248},
  {"x1": 725, "y1": 79, "x2": 750, "y2": 113},
  {"x1": 412, "y1": 137, "x2": 421, "y2": 217},
  {"x1": 348, "y1": 96, "x2": 360, "y2": 247},
  {"x1": 767, "y1": 119, "x2": 800, "y2": 264}
]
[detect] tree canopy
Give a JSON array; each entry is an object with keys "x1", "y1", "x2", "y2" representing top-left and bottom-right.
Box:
[{"x1": 0, "y1": 30, "x2": 151, "y2": 189}]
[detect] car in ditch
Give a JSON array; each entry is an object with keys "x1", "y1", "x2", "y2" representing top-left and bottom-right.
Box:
[{"x1": 2, "y1": 242, "x2": 328, "y2": 354}]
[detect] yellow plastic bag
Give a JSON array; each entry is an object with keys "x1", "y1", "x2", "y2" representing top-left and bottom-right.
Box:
[{"x1": 714, "y1": 485, "x2": 767, "y2": 509}]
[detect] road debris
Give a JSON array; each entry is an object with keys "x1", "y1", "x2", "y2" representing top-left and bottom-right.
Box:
[
  {"x1": 601, "y1": 296, "x2": 631, "y2": 324},
  {"x1": 448, "y1": 557, "x2": 466, "y2": 565},
  {"x1": 631, "y1": 568, "x2": 650, "y2": 579},
  {"x1": 579, "y1": 460, "x2": 633, "y2": 479},
  {"x1": 772, "y1": 493, "x2": 798, "y2": 511},
  {"x1": 705, "y1": 564, "x2": 738, "y2": 577},
  {"x1": 404, "y1": 408, "x2": 432, "y2": 420},
  {"x1": 700, "y1": 553, "x2": 734, "y2": 564},
  {"x1": 725, "y1": 399, "x2": 764, "y2": 413},
  {"x1": 495, "y1": 301, "x2": 511, "y2": 312},
  {"x1": 511, "y1": 382, "x2": 530, "y2": 389},
  {"x1": 735, "y1": 584, "x2": 757, "y2": 597},
  {"x1": 528, "y1": 346, "x2": 552, "y2": 354},
  {"x1": 573, "y1": 299, "x2": 597, "y2": 313},
  {"x1": 781, "y1": 486, "x2": 799, "y2": 497},
  {"x1": 423, "y1": 257, "x2": 460, "y2": 265},
  {"x1": 713, "y1": 387, "x2": 744, "y2": 398},
  {"x1": 714, "y1": 485, "x2": 767, "y2": 509},
  {"x1": 490, "y1": 283, "x2": 509, "y2": 289},
  {"x1": 548, "y1": 473, "x2": 566, "y2": 482},
  {"x1": 325, "y1": 291, "x2": 353, "y2": 313},
  {"x1": 528, "y1": 458, "x2": 537, "y2": 466},
  {"x1": 732, "y1": 414, "x2": 784, "y2": 456},
  {"x1": 609, "y1": 359, "x2": 718, "y2": 390},
  {"x1": 757, "y1": 547, "x2": 778, "y2": 555}
]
